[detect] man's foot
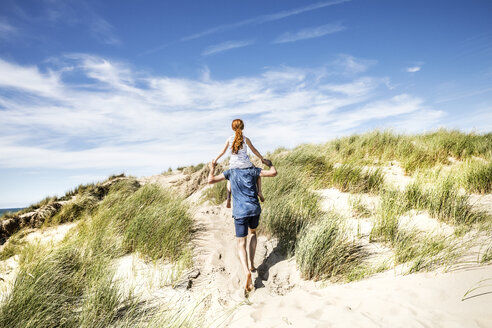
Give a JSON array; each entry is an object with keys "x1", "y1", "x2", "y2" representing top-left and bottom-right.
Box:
[
  {"x1": 245, "y1": 272, "x2": 253, "y2": 292},
  {"x1": 258, "y1": 193, "x2": 265, "y2": 202},
  {"x1": 249, "y1": 265, "x2": 257, "y2": 272}
]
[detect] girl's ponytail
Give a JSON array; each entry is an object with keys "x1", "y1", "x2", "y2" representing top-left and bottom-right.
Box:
[{"x1": 231, "y1": 119, "x2": 244, "y2": 154}]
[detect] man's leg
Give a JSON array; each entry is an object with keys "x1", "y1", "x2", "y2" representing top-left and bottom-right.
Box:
[
  {"x1": 248, "y1": 228, "x2": 257, "y2": 272},
  {"x1": 237, "y1": 237, "x2": 252, "y2": 291}
]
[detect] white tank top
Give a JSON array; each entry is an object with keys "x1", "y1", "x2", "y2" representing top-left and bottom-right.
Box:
[{"x1": 228, "y1": 135, "x2": 253, "y2": 169}]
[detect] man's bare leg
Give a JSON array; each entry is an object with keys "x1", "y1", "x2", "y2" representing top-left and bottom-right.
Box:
[
  {"x1": 248, "y1": 228, "x2": 257, "y2": 272},
  {"x1": 226, "y1": 180, "x2": 232, "y2": 208},
  {"x1": 237, "y1": 237, "x2": 253, "y2": 292}
]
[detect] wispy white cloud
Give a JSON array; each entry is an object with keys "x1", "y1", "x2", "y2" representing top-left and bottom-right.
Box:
[
  {"x1": 405, "y1": 62, "x2": 424, "y2": 73},
  {"x1": 406, "y1": 66, "x2": 421, "y2": 73},
  {"x1": 202, "y1": 39, "x2": 255, "y2": 56},
  {"x1": 0, "y1": 54, "x2": 447, "y2": 173},
  {"x1": 334, "y1": 54, "x2": 377, "y2": 74},
  {"x1": 9, "y1": 1, "x2": 120, "y2": 45},
  {"x1": 0, "y1": 19, "x2": 18, "y2": 39},
  {"x1": 89, "y1": 15, "x2": 121, "y2": 45},
  {"x1": 0, "y1": 58, "x2": 62, "y2": 97},
  {"x1": 182, "y1": 0, "x2": 350, "y2": 41},
  {"x1": 274, "y1": 22, "x2": 345, "y2": 43}
]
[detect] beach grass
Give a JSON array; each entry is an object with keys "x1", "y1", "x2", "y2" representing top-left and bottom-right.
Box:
[
  {"x1": 331, "y1": 164, "x2": 384, "y2": 193},
  {"x1": 463, "y1": 160, "x2": 492, "y2": 194},
  {"x1": 0, "y1": 178, "x2": 195, "y2": 328},
  {"x1": 296, "y1": 213, "x2": 364, "y2": 280},
  {"x1": 260, "y1": 165, "x2": 322, "y2": 251},
  {"x1": 403, "y1": 178, "x2": 489, "y2": 225},
  {"x1": 370, "y1": 188, "x2": 406, "y2": 242},
  {"x1": 202, "y1": 181, "x2": 228, "y2": 205}
]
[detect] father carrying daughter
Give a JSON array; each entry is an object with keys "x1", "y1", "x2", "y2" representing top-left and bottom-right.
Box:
[{"x1": 212, "y1": 119, "x2": 269, "y2": 208}]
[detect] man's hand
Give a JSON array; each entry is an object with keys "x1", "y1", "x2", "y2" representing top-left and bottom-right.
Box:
[
  {"x1": 208, "y1": 160, "x2": 225, "y2": 184},
  {"x1": 262, "y1": 158, "x2": 272, "y2": 167}
]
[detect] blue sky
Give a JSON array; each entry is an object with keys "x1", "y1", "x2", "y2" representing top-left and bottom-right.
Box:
[{"x1": 0, "y1": 0, "x2": 491, "y2": 207}]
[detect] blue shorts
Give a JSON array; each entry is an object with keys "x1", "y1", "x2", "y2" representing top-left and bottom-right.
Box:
[{"x1": 234, "y1": 214, "x2": 260, "y2": 238}]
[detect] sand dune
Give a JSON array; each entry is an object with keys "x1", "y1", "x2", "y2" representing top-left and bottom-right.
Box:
[
  {"x1": 137, "y1": 170, "x2": 492, "y2": 327},
  {"x1": 1, "y1": 166, "x2": 491, "y2": 327}
]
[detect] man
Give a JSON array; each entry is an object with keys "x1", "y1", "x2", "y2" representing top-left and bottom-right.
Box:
[{"x1": 208, "y1": 159, "x2": 277, "y2": 293}]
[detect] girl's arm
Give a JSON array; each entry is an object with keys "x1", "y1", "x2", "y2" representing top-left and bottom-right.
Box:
[
  {"x1": 245, "y1": 137, "x2": 264, "y2": 162},
  {"x1": 213, "y1": 139, "x2": 229, "y2": 164}
]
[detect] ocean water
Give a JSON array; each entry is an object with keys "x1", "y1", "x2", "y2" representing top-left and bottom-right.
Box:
[{"x1": 0, "y1": 208, "x2": 24, "y2": 216}]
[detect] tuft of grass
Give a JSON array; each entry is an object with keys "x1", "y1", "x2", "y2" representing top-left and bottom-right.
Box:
[
  {"x1": 120, "y1": 185, "x2": 194, "y2": 261},
  {"x1": 481, "y1": 244, "x2": 492, "y2": 263},
  {"x1": 0, "y1": 230, "x2": 29, "y2": 260},
  {"x1": 92, "y1": 180, "x2": 193, "y2": 262},
  {"x1": 463, "y1": 161, "x2": 492, "y2": 194},
  {"x1": 393, "y1": 230, "x2": 461, "y2": 273},
  {"x1": 202, "y1": 181, "x2": 228, "y2": 205},
  {"x1": 260, "y1": 166, "x2": 322, "y2": 251},
  {"x1": 349, "y1": 195, "x2": 372, "y2": 218},
  {"x1": 47, "y1": 194, "x2": 99, "y2": 225},
  {"x1": 178, "y1": 163, "x2": 205, "y2": 174},
  {"x1": 296, "y1": 214, "x2": 364, "y2": 280},
  {"x1": 0, "y1": 241, "x2": 125, "y2": 328},
  {"x1": 279, "y1": 146, "x2": 333, "y2": 188},
  {"x1": 404, "y1": 178, "x2": 489, "y2": 225},
  {"x1": 331, "y1": 164, "x2": 384, "y2": 193},
  {"x1": 345, "y1": 261, "x2": 390, "y2": 282},
  {"x1": 370, "y1": 189, "x2": 406, "y2": 242}
]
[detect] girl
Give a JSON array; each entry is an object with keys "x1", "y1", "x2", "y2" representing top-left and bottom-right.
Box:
[{"x1": 213, "y1": 119, "x2": 268, "y2": 208}]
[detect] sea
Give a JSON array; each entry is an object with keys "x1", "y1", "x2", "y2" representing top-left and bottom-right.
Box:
[{"x1": 0, "y1": 208, "x2": 24, "y2": 216}]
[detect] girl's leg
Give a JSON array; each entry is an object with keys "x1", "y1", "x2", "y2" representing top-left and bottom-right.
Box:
[
  {"x1": 257, "y1": 176, "x2": 264, "y2": 202},
  {"x1": 226, "y1": 180, "x2": 232, "y2": 208}
]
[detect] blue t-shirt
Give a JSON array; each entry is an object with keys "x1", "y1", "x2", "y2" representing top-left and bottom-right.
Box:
[{"x1": 223, "y1": 167, "x2": 262, "y2": 219}]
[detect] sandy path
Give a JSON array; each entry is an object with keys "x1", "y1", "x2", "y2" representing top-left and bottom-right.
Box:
[{"x1": 189, "y1": 203, "x2": 305, "y2": 326}]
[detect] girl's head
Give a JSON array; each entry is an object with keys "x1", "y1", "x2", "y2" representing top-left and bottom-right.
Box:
[{"x1": 231, "y1": 119, "x2": 244, "y2": 154}]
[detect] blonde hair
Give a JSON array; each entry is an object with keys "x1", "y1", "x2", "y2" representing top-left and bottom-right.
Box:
[{"x1": 231, "y1": 119, "x2": 244, "y2": 154}]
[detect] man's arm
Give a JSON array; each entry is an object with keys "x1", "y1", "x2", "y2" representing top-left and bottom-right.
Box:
[
  {"x1": 208, "y1": 161, "x2": 226, "y2": 184},
  {"x1": 260, "y1": 162, "x2": 277, "y2": 177}
]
